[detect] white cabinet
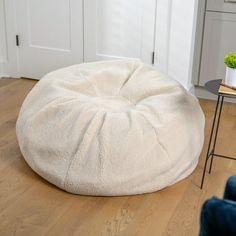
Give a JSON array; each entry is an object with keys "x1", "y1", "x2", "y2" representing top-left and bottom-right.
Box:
[
  {"x1": 199, "y1": 11, "x2": 236, "y2": 86},
  {"x1": 83, "y1": 0, "x2": 156, "y2": 64},
  {"x1": 207, "y1": 0, "x2": 236, "y2": 13},
  {"x1": 15, "y1": 0, "x2": 83, "y2": 79}
]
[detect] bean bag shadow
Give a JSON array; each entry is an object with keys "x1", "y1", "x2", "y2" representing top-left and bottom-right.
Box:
[{"x1": 16, "y1": 59, "x2": 205, "y2": 196}]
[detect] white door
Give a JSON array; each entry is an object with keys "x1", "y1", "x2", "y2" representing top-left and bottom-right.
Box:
[
  {"x1": 84, "y1": 0, "x2": 157, "y2": 64},
  {"x1": 16, "y1": 0, "x2": 83, "y2": 79},
  {"x1": 199, "y1": 12, "x2": 236, "y2": 86}
]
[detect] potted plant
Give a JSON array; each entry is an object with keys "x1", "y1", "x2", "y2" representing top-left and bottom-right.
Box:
[{"x1": 224, "y1": 52, "x2": 236, "y2": 88}]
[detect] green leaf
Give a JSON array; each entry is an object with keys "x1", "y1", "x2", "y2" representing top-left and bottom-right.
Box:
[{"x1": 224, "y1": 52, "x2": 236, "y2": 69}]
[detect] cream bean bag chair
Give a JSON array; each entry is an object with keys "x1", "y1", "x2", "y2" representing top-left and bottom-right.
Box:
[{"x1": 16, "y1": 59, "x2": 205, "y2": 196}]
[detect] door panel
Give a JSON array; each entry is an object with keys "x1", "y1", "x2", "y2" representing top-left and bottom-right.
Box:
[
  {"x1": 84, "y1": 0, "x2": 156, "y2": 64},
  {"x1": 199, "y1": 12, "x2": 236, "y2": 86},
  {"x1": 16, "y1": 0, "x2": 83, "y2": 79},
  {"x1": 28, "y1": 0, "x2": 71, "y2": 51}
]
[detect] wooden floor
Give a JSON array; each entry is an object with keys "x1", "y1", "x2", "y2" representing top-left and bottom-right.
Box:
[{"x1": 0, "y1": 78, "x2": 236, "y2": 236}]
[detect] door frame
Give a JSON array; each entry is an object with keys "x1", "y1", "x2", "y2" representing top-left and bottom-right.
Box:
[
  {"x1": 3, "y1": 0, "x2": 20, "y2": 78},
  {"x1": 154, "y1": 0, "x2": 201, "y2": 90}
]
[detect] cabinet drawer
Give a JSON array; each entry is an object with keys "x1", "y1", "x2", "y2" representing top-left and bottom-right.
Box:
[
  {"x1": 207, "y1": 0, "x2": 236, "y2": 13},
  {"x1": 199, "y1": 12, "x2": 236, "y2": 86}
]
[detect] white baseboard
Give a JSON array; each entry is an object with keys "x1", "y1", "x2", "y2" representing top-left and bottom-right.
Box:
[
  {"x1": 188, "y1": 84, "x2": 195, "y2": 94},
  {"x1": 0, "y1": 74, "x2": 10, "y2": 79},
  {"x1": 0, "y1": 61, "x2": 9, "y2": 78}
]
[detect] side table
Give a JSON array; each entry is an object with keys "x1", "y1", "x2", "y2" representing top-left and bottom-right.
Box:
[{"x1": 201, "y1": 79, "x2": 236, "y2": 189}]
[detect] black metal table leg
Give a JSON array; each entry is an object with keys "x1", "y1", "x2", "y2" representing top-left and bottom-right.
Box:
[
  {"x1": 200, "y1": 95, "x2": 221, "y2": 189},
  {"x1": 200, "y1": 80, "x2": 236, "y2": 189},
  {"x1": 208, "y1": 96, "x2": 224, "y2": 173}
]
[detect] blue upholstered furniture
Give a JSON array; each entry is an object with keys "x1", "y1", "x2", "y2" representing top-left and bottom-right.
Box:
[{"x1": 200, "y1": 176, "x2": 236, "y2": 236}]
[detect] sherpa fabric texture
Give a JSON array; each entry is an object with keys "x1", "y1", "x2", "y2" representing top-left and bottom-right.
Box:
[{"x1": 16, "y1": 59, "x2": 205, "y2": 196}]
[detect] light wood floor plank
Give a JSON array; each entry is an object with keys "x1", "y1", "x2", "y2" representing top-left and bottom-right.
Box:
[
  {"x1": 0, "y1": 78, "x2": 236, "y2": 236},
  {"x1": 0, "y1": 77, "x2": 19, "y2": 88}
]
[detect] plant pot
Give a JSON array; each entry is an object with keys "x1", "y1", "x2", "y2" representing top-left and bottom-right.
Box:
[{"x1": 225, "y1": 66, "x2": 236, "y2": 87}]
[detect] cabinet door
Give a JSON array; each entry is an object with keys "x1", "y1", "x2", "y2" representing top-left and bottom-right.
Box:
[
  {"x1": 207, "y1": 0, "x2": 236, "y2": 13},
  {"x1": 84, "y1": 0, "x2": 156, "y2": 64},
  {"x1": 16, "y1": 0, "x2": 83, "y2": 79},
  {"x1": 199, "y1": 12, "x2": 236, "y2": 86}
]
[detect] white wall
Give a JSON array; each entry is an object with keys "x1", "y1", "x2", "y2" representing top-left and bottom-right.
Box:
[
  {"x1": 155, "y1": 0, "x2": 199, "y2": 91},
  {"x1": 0, "y1": 0, "x2": 8, "y2": 77}
]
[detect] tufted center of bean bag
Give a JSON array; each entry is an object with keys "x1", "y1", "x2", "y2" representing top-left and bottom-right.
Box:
[
  {"x1": 16, "y1": 59, "x2": 205, "y2": 196},
  {"x1": 92, "y1": 96, "x2": 133, "y2": 112}
]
